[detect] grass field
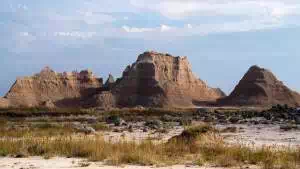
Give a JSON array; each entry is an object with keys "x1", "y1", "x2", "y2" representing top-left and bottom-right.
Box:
[{"x1": 0, "y1": 125, "x2": 299, "y2": 169}]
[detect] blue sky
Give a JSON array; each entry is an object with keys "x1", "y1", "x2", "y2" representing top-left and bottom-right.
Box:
[{"x1": 1, "y1": 0, "x2": 300, "y2": 96}]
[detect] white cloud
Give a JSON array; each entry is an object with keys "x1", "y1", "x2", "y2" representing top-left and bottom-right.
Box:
[
  {"x1": 194, "y1": 18, "x2": 284, "y2": 35},
  {"x1": 119, "y1": 17, "x2": 285, "y2": 39},
  {"x1": 19, "y1": 32, "x2": 29, "y2": 37},
  {"x1": 18, "y1": 32, "x2": 36, "y2": 40},
  {"x1": 17, "y1": 4, "x2": 28, "y2": 11},
  {"x1": 160, "y1": 24, "x2": 172, "y2": 32},
  {"x1": 3, "y1": 0, "x2": 300, "y2": 50},
  {"x1": 122, "y1": 24, "x2": 175, "y2": 33},
  {"x1": 76, "y1": 11, "x2": 116, "y2": 24},
  {"x1": 185, "y1": 24, "x2": 193, "y2": 29},
  {"x1": 130, "y1": 0, "x2": 300, "y2": 19},
  {"x1": 127, "y1": 0, "x2": 300, "y2": 35},
  {"x1": 122, "y1": 26, "x2": 155, "y2": 33},
  {"x1": 54, "y1": 32, "x2": 97, "y2": 38}
]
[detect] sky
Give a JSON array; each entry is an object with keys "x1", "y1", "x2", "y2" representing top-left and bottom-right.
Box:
[{"x1": 1, "y1": 0, "x2": 300, "y2": 96}]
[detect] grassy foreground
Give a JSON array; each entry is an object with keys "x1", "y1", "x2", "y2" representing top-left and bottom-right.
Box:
[{"x1": 0, "y1": 125, "x2": 299, "y2": 169}]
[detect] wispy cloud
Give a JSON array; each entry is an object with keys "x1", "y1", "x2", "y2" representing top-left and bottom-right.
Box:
[
  {"x1": 130, "y1": 0, "x2": 300, "y2": 19},
  {"x1": 53, "y1": 31, "x2": 97, "y2": 38},
  {"x1": 129, "y1": 0, "x2": 300, "y2": 34},
  {"x1": 1, "y1": 0, "x2": 300, "y2": 54},
  {"x1": 122, "y1": 24, "x2": 174, "y2": 33},
  {"x1": 122, "y1": 26, "x2": 154, "y2": 33}
]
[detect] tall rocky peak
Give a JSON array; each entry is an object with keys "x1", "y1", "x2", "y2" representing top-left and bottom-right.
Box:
[
  {"x1": 39, "y1": 66, "x2": 56, "y2": 79},
  {"x1": 218, "y1": 65, "x2": 300, "y2": 107},
  {"x1": 113, "y1": 51, "x2": 225, "y2": 107},
  {"x1": 240, "y1": 65, "x2": 279, "y2": 84},
  {"x1": 4, "y1": 67, "x2": 103, "y2": 108},
  {"x1": 104, "y1": 74, "x2": 115, "y2": 87}
]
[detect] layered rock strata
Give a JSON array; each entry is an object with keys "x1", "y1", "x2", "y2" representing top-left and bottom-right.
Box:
[
  {"x1": 112, "y1": 51, "x2": 225, "y2": 107},
  {"x1": 218, "y1": 65, "x2": 300, "y2": 107},
  {"x1": 3, "y1": 67, "x2": 103, "y2": 108}
]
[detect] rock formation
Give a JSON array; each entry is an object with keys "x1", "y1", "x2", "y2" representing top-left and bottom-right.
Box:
[
  {"x1": 41, "y1": 100, "x2": 56, "y2": 109},
  {"x1": 218, "y1": 65, "x2": 300, "y2": 107},
  {"x1": 92, "y1": 91, "x2": 116, "y2": 109},
  {"x1": 3, "y1": 67, "x2": 103, "y2": 108},
  {"x1": 104, "y1": 74, "x2": 115, "y2": 90},
  {"x1": 0, "y1": 51, "x2": 226, "y2": 109},
  {"x1": 112, "y1": 51, "x2": 225, "y2": 108}
]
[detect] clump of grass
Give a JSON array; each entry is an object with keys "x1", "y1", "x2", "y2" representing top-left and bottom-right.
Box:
[
  {"x1": 78, "y1": 161, "x2": 91, "y2": 167},
  {"x1": 0, "y1": 122, "x2": 76, "y2": 138},
  {"x1": 32, "y1": 122, "x2": 60, "y2": 129},
  {"x1": 91, "y1": 123, "x2": 110, "y2": 131},
  {"x1": 43, "y1": 154, "x2": 53, "y2": 160},
  {"x1": 170, "y1": 124, "x2": 216, "y2": 143},
  {"x1": 0, "y1": 149, "x2": 9, "y2": 156},
  {"x1": 221, "y1": 126, "x2": 238, "y2": 133}
]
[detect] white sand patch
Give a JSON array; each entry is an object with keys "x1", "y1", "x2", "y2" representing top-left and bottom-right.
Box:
[
  {"x1": 101, "y1": 126, "x2": 184, "y2": 143},
  {"x1": 0, "y1": 157, "x2": 257, "y2": 169},
  {"x1": 219, "y1": 124, "x2": 300, "y2": 147}
]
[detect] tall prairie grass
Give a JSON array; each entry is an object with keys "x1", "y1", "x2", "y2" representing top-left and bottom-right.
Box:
[{"x1": 0, "y1": 122, "x2": 76, "y2": 138}]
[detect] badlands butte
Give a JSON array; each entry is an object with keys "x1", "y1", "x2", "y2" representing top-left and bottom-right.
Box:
[{"x1": 1, "y1": 51, "x2": 300, "y2": 109}]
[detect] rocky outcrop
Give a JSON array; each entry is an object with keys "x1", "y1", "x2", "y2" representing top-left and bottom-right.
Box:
[
  {"x1": 0, "y1": 51, "x2": 226, "y2": 109},
  {"x1": 3, "y1": 67, "x2": 103, "y2": 108},
  {"x1": 218, "y1": 65, "x2": 300, "y2": 107},
  {"x1": 104, "y1": 74, "x2": 115, "y2": 90},
  {"x1": 112, "y1": 51, "x2": 225, "y2": 108},
  {"x1": 92, "y1": 91, "x2": 116, "y2": 109},
  {"x1": 41, "y1": 100, "x2": 56, "y2": 109}
]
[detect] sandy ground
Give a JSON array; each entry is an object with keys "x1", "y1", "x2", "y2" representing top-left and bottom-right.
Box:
[
  {"x1": 0, "y1": 157, "x2": 257, "y2": 169},
  {"x1": 219, "y1": 124, "x2": 300, "y2": 147},
  {"x1": 102, "y1": 126, "x2": 184, "y2": 143},
  {"x1": 101, "y1": 124, "x2": 300, "y2": 147}
]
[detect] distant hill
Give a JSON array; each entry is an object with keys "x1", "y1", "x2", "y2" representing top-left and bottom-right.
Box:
[{"x1": 218, "y1": 65, "x2": 300, "y2": 107}]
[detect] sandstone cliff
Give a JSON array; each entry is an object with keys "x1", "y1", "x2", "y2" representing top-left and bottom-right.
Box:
[
  {"x1": 112, "y1": 51, "x2": 225, "y2": 108},
  {"x1": 218, "y1": 65, "x2": 300, "y2": 107},
  {"x1": 3, "y1": 67, "x2": 103, "y2": 108},
  {"x1": 1, "y1": 52, "x2": 226, "y2": 109}
]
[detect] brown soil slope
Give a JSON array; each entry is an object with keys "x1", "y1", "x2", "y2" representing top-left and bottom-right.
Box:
[
  {"x1": 113, "y1": 51, "x2": 225, "y2": 108},
  {"x1": 218, "y1": 65, "x2": 300, "y2": 107},
  {"x1": 3, "y1": 67, "x2": 103, "y2": 108},
  {"x1": 0, "y1": 98, "x2": 10, "y2": 108}
]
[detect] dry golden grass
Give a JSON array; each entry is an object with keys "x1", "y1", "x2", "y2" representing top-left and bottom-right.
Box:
[
  {"x1": 195, "y1": 133, "x2": 300, "y2": 169},
  {"x1": 0, "y1": 122, "x2": 76, "y2": 138},
  {"x1": 0, "y1": 125, "x2": 299, "y2": 168},
  {"x1": 0, "y1": 135, "x2": 173, "y2": 165}
]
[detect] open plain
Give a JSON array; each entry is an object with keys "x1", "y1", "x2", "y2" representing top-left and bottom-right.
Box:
[{"x1": 0, "y1": 106, "x2": 300, "y2": 169}]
